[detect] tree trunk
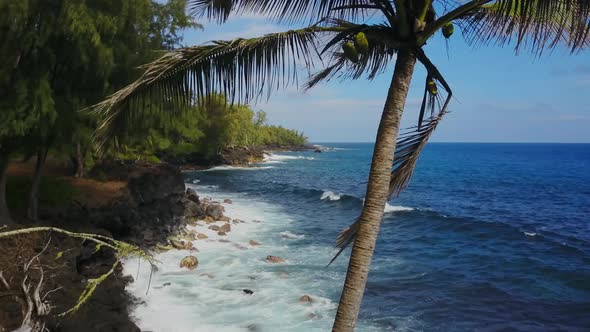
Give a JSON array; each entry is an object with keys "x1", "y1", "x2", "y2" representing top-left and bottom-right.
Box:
[
  {"x1": 74, "y1": 141, "x2": 84, "y2": 178},
  {"x1": 332, "y1": 50, "x2": 417, "y2": 332},
  {"x1": 0, "y1": 153, "x2": 11, "y2": 225},
  {"x1": 27, "y1": 148, "x2": 48, "y2": 221}
]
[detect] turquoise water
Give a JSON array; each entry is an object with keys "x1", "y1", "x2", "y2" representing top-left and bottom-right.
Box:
[{"x1": 126, "y1": 143, "x2": 590, "y2": 331}]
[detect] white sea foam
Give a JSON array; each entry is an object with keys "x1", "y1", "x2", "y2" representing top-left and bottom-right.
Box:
[
  {"x1": 320, "y1": 190, "x2": 342, "y2": 201},
  {"x1": 263, "y1": 153, "x2": 315, "y2": 164},
  {"x1": 122, "y1": 183, "x2": 387, "y2": 332},
  {"x1": 524, "y1": 232, "x2": 538, "y2": 237},
  {"x1": 383, "y1": 202, "x2": 414, "y2": 213},
  {"x1": 279, "y1": 231, "x2": 306, "y2": 239},
  {"x1": 204, "y1": 165, "x2": 275, "y2": 171}
]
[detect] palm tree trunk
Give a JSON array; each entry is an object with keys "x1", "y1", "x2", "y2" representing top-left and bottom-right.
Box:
[
  {"x1": 332, "y1": 50, "x2": 417, "y2": 332},
  {"x1": 0, "y1": 153, "x2": 11, "y2": 225},
  {"x1": 27, "y1": 148, "x2": 48, "y2": 221}
]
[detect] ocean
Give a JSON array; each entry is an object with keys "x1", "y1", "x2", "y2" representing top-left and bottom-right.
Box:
[{"x1": 124, "y1": 143, "x2": 590, "y2": 331}]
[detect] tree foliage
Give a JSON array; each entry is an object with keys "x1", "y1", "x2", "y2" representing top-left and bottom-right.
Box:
[{"x1": 109, "y1": 94, "x2": 307, "y2": 162}]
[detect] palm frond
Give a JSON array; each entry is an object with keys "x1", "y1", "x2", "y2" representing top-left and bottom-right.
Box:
[
  {"x1": 306, "y1": 24, "x2": 402, "y2": 88},
  {"x1": 189, "y1": 0, "x2": 388, "y2": 24},
  {"x1": 325, "y1": 218, "x2": 359, "y2": 267},
  {"x1": 91, "y1": 27, "x2": 324, "y2": 152},
  {"x1": 457, "y1": 0, "x2": 590, "y2": 53},
  {"x1": 388, "y1": 106, "x2": 449, "y2": 198}
]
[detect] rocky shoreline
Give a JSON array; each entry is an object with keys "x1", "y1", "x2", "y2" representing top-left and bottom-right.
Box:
[
  {"x1": 166, "y1": 144, "x2": 318, "y2": 171},
  {"x1": 1, "y1": 143, "x2": 319, "y2": 331},
  {"x1": 1, "y1": 144, "x2": 322, "y2": 331},
  {"x1": 0, "y1": 163, "x2": 248, "y2": 331}
]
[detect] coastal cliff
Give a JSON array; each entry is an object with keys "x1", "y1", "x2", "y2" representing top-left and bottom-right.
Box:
[{"x1": 0, "y1": 163, "x2": 235, "y2": 331}]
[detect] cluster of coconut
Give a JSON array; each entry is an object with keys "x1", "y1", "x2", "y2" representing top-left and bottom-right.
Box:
[{"x1": 341, "y1": 32, "x2": 369, "y2": 63}]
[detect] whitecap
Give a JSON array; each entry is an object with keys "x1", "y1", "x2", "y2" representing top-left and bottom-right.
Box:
[
  {"x1": 279, "y1": 231, "x2": 306, "y2": 239},
  {"x1": 320, "y1": 190, "x2": 342, "y2": 201},
  {"x1": 192, "y1": 179, "x2": 200, "y2": 184},
  {"x1": 204, "y1": 165, "x2": 274, "y2": 171},
  {"x1": 263, "y1": 153, "x2": 314, "y2": 164},
  {"x1": 383, "y1": 202, "x2": 414, "y2": 213},
  {"x1": 524, "y1": 232, "x2": 537, "y2": 237}
]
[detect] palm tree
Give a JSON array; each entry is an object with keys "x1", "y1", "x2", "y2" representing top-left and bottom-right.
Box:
[{"x1": 92, "y1": 1, "x2": 590, "y2": 330}]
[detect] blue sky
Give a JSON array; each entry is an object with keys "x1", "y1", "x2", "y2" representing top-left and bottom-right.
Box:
[{"x1": 182, "y1": 15, "x2": 590, "y2": 143}]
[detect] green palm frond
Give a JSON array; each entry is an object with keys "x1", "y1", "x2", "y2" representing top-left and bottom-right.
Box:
[
  {"x1": 91, "y1": 27, "x2": 324, "y2": 151},
  {"x1": 459, "y1": 0, "x2": 590, "y2": 53},
  {"x1": 306, "y1": 24, "x2": 403, "y2": 89},
  {"x1": 189, "y1": 0, "x2": 388, "y2": 24}
]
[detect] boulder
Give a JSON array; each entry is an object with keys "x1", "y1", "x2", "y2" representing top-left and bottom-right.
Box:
[
  {"x1": 186, "y1": 231, "x2": 198, "y2": 241},
  {"x1": 122, "y1": 275, "x2": 134, "y2": 285},
  {"x1": 249, "y1": 240, "x2": 262, "y2": 246},
  {"x1": 217, "y1": 231, "x2": 227, "y2": 236},
  {"x1": 265, "y1": 255, "x2": 285, "y2": 263},
  {"x1": 243, "y1": 289, "x2": 254, "y2": 295},
  {"x1": 171, "y1": 239, "x2": 193, "y2": 250},
  {"x1": 246, "y1": 324, "x2": 259, "y2": 332},
  {"x1": 128, "y1": 164, "x2": 185, "y2": 204},
  {"x1": 299, "y1": 295, "x2": 313, "y2": 303},
  {"x1": 186, "y1": 188, "x2": 200, "y2": 204},
  {"x1": 143, "y1": 229, "x2": 155, "y2": 242},
  {"x1": 307, "y1": 313, "x2": 320, "y2": 320},
  {"x1": 219, "y1": 223, "x2": 231, "y2": 233},
  {"x1": 206, "y1": 204, "x2": 225, "y2": 220},
  {"x1": 223, "y1": 199, "x2": 233, "y2": 204},
  {"x1": 185, "y1": 217, "x2": 199, "y2": 226},
  {"x1": 156, "y1": 244, "x2": 173, "y2": 252},
  {"x1": 219, "y1": 215, "x2": 231, "y2": 222},
  {"x1": 196, "y1": 233, "x2": 208, "y2": 240},
  {"x1": 179, "y1": 256, "x2": 198, "y2": 270},
  {"x1": 184, "y1": 200, "x2": 204, "y2": 218},
  {"x1": 208, "y1": 225, "x2": 221, "y2": 231}
]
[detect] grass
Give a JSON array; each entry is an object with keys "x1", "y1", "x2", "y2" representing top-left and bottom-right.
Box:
[{"x1": 7, "y1": 176, "x2": 79, "y2": 210}]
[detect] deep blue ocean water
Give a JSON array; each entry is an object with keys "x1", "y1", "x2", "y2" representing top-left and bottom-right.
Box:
[{"x1": 184, "y1": 143, "x2": 590, "y2": 331}]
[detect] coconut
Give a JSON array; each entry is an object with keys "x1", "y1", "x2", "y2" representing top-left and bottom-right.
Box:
[
  {"x1": 442, "y1": 23, "x2": 454, "y2": 39},
  {"x1": 342, "y1": 42, "x2": 359, "y2": 63},
  {"x1": 427, "y1": 79, "x2": 438, "y2": 95},
  {"x1": 353, "y1": 32, "x2": 369, "y2": 54}
]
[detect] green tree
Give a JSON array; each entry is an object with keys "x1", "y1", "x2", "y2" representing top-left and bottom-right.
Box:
[
  {"x1": 0, "y1": 0, "x2": 198, "y2": 222},
  {"x1": 91, "y1": 1, "x2": 590, "y2": 330}
]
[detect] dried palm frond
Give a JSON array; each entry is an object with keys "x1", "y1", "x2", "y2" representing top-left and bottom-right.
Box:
[
  {"x1": 328, "y1": 50, "x2": 453, "y2": 266},
  {"x1": 388, "y1": 49, "x2": 452, "y2": 199}
]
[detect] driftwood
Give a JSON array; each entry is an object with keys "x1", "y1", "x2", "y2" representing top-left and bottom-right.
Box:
[
  {"x1": 0, "y1": 227, "x2": 156, "y2": 331},
  {"x1": 0, "y1": 238, "x2": 55, "y2": 332}
]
